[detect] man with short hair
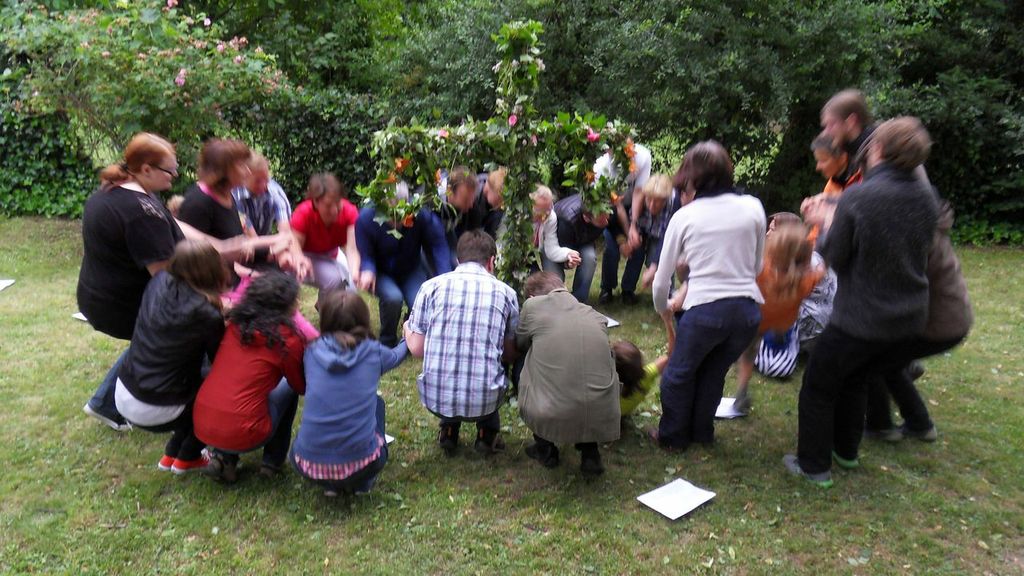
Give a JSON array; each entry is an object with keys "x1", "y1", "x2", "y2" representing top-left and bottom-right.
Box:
[
  {"x1": 547, "y1": 193, "x2": 611, "y2": 304},
  {"x1": 820, "y1": 89, "x2": 875, "y2": 182},
  {"x1": 232, "y1": 154, "x2": 293, "y2": 237},
  {"x1": 404, "y1": 230, "x2": 519, "y2": 457}
]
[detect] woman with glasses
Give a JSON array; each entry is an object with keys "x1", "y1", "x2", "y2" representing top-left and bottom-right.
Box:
[{"x1": 79, "y1": 132, "x2": 188, "y2": 431}]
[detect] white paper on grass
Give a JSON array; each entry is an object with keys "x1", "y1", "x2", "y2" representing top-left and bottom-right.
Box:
[
  {"x1": 715, "y1": 397, "x2": 747, "y2": 419},
  {"x1": 0, "y1": 279, "x2": 14, "y2": 291},
  {"x1": 602, "y1": 315, "x2": 621, "y2": 328},
  {"x1": 637, "y1": 478, "x2": 716, "y2": 520},
  {"x1": 72, "y1": 312, "x2": 88, "y2": 322},
  {"x1": 384, "y1": 434, "x2": 395, "y2": 445}
]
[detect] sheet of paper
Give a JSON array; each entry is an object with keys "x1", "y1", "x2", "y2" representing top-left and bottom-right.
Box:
[
  {"x1": 0, "y1": 279, "x2": 14, "y2": 292},
  {"x1": 602, "y1": 315, "x2": 620, "y2": 328},
  {"x1": 637, "y1": 478, "x2": 716, "y2": 520},
  {"x1": 72, "y1": 312, "x2": 88, "y2": 322},
  {"x1": 385, "y1": 434, "x2": 395, "y2": 445},
  {"x1": 715, "y1": 397, "x2": 747, "y2": 419}
]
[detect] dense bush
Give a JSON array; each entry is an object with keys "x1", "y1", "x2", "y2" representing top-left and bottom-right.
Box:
[
  {"x1": 229, "y1": 88, "x2": 387, "y2": 202},
  {"x1": 1, "y1": 57, "x2": 94, "y2": 218}
]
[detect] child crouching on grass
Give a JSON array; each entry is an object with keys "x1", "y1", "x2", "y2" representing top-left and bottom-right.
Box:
[
  {"x1": 732, "y1": 216, "x2": 824, "y2": 413},
  {"x1": 290, "y1": 291, "x2": 408, "y2": 496}
]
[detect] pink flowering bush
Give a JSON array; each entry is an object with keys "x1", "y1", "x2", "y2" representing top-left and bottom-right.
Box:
[{"x1": 1, "y1": 1, "x2": 292, "y2": 168}]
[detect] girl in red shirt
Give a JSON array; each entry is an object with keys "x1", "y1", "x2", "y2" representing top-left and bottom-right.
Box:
[
  {"x1": 289, "y1": 173, "x2": 361, "y2": 307},
  {"x1": 194, "y1": 270, "x2": 307, "y2": 483}
]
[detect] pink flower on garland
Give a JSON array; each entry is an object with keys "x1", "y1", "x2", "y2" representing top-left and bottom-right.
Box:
[
  {"x1": 508, "y1": 114, "x2": 518, "y2": 127},
  {"x1": 174, "y1": 68, "x2": 187, "y2": 87},
  {"x1": 531, "y1": 134, "x2": 538, "y2": 146},
  {"x1": 203, "y1": 17, "x2": 211, "y2": 26},
  {"x1": 438, "y1": 129, "x2": 449, "y2": 138},
  {"x1": 586, "y1": 127, "x2": 600, "y2": 143},
  {"x1": 166, "y1": 0, "x2": 177, "y2": 8}
]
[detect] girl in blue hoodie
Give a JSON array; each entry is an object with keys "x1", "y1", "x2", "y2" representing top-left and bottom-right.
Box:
[{"x1": 291, "y1": 291, "x2": 408, "y2": 496}]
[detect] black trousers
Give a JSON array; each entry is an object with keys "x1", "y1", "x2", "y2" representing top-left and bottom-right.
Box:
[
  {"x1": 797, "y1": 326, "x2": 914, "y2": 474},
  {"x1": 533, "y1": 435, "x2": 598, "y2": 457},
  {"x1": 865, "y1": 335, "x2": 965, "y2": 431},
  {"x1": 137, "y1": 404, "x2": 204, "y2": 462}
]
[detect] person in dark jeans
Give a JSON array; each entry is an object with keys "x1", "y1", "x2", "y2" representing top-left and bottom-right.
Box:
[
  {"x1": 864, "y1": 201, "x2": 973, "y2": 441},
  {"x1": 788, "y1": 117, "x2": 939, "y2": 487},
  {"x1": 649, "y1": 140, "x2": 767, "y2": 450}
]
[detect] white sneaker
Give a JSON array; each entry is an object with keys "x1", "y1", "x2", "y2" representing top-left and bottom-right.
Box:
[{"x1": 82, "y1": 403, "x2": 132, "y2": 432}]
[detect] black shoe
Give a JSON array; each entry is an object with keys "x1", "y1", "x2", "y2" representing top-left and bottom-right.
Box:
[
  {"x1": 906, "y1": 361, "x2": 926, "y2": 381},
  {"x1": 620, "y1": 291, "x2": 638, "y2": 305},
  {"x1": 525, "y1": 443, "x2": 560, "y2": 468},
  {"x1": 598, "y1": 291, "x2": 613, "y2": 305},
  {"x1": 438, "y1": 424, "x2": 459, "y2": 457},
  {"x1": 580, "y1": 451, "x2": 604, "y2": 477},
  {"x1": 203, "y1": 451, "x2": 238, "y2": 484},
  {"x1": 473, "y1": 428, "x2": 506, "y2": 456}
]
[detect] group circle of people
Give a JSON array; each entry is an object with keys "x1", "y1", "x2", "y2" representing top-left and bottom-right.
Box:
[{"x1": 77, "y1": 88, "x2": 971, "y2": 493}]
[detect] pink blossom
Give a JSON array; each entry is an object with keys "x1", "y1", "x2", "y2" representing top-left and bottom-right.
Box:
[
  {"x1": 166, "y1": 0, "x2": 177, "y2": 8},
  {"x1": 438, "y1": 129, "x2": 449, "y2": 138},
  {"x1": 234, "y1": 55, "x2": 243, "y2": 64},
  {"x1": 508, "y1": 114, "x2": 518, "y2": 127},
  {"x1": 216, "y1": 43, "x2": 225, "y2": 53},
  {"x1": 101, "y1": 51, "x2": 110, "y2": 57},
  {"x1": 174, "y1": 68, "x2": 187, "y2": 87},
  {"x1": 531, "y1": 134, "x2": 538, "y2": 146},
  {"x1": 203, "y1": 17, "x2": 211, "y2": 26},
  {"x1": 586, "y1": 127, "x2": 600, "y2": 143}
]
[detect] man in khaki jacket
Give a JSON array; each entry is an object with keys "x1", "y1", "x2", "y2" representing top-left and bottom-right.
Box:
[{"x1": 514, "y1": 272, "x2": 620, "y2": 477}]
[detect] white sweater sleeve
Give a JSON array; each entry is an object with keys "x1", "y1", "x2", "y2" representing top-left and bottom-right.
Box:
[
  {"x1": 653, "y1": 210, "x2": 686, "y2": 314},
  {"x1": 542, "y1": 211, "x2": 571, "y2": 263}
]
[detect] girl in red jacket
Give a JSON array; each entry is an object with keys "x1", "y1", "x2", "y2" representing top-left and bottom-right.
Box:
[{"x1": 194, "y1": 270, "x2": 307, "y2": 483}]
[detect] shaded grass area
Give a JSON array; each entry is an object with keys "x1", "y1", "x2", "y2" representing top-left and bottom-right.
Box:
[{"x1": 0, "y1": 217, "x2": 1022, "y2": 574}]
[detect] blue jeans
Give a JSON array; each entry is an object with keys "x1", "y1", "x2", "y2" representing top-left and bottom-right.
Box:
[
  {"x1": 601, "y1": 228, "x2": 646, "y2": 295},
  {"x1": 541, "y1": 243, "x2": 597, "y2": 304},
  {"x1": 215, "y1": 379, "x2": 299, "y2": 468},
  {"x1": 376, "y1": 267, "x2": 427, "y2": 347},
  {"x1": 87, "y1": 348, "x2": 129, "y2": 422},
  {"x1": 658, "y1": 298, "x2": 761, "y2": 449},
  {"x1": 293, "y1": 395, "x2": 389, "y2": 494}
]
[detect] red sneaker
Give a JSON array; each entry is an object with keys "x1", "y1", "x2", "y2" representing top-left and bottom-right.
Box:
[
  {"x1": 171, "y1": 454, "x2": 210, "y2": 475},
  {"x1": 157, "y1": 455, "x2": 175, "y2": 471}
]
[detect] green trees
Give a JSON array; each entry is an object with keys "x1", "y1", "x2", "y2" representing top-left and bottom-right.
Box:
[{"x1": 2, "y1": 0, "x2": 1020, "y2": 241}]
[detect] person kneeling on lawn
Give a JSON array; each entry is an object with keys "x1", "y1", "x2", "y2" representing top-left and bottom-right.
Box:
[
  {"x1": 291, "y1": 291, "x2": 407, "y2": 496},
  {"x1": 515, "y1": 272, "x2": 621, "y2": 476},
  {"x1": 404, "y1": 230, "x2": 519, "y2": 458},
  {"x1": 193, "y1": 271, "x2": 307, "y2": 483}
]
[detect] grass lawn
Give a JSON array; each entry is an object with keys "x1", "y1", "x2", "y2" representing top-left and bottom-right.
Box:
[{"x1": 0, "y1": 216, "x2": 1022, "y2": 575}]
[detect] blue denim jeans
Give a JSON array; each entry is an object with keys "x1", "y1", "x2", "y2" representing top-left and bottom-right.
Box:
[
  {"x1": 215, "y1": 378, "x2": 299, "y2": 468},
  {"x1": 541, "y1": 243, "x2": 597, "y2": 304},
  {"x1": 376, "y1": 267, "x2": 427, "y2": 347},
  {"x1": 658, "y1": 298, "x2": 761, "y2": 449},
  {"x1": 87, "y1": 347, "x2": 129, "y2": 422},
  {"x1": 600, "y1": 228, "x2": 646, "y2": 295}
]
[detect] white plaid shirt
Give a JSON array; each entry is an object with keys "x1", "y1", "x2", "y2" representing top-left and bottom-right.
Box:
[{"x1": 408, "y1": 262, "x2": 519, "y2": 418}]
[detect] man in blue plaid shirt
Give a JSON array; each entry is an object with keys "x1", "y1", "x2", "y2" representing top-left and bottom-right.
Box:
[{"x1": 404, "y1": 231, "x2": 519, "y2": 457}]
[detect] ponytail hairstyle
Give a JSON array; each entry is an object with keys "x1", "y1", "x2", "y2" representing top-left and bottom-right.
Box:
[
  {"x1": 319, "y1": 290, "x2": 374, "y2": 349},
  {"x1": 167, "y1": 239, "x2": 228, "y2": 311},
  {"x1": 99, "y1": 132, "x2": 175, "y2": 191},
  {"x1": 763, "y1": 222, "x2": 814, "y2": 303},
  {"x1": 305, "y1": 172, "x2": 345, "y2": 202},
  {"x1": 197, "y1": 138, "x2": 251, "y2": 194},
  {"x1": 228, "y1": 270, "x2": 300, "y2": 349},
  {"x1": 612, "y1": 340, "x2": 645, "y2": 399}
]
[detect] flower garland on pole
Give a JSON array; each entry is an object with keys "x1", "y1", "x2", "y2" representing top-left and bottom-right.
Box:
[{"x1": 358, "y1": 20, "x2": 637, "y2": 295}]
